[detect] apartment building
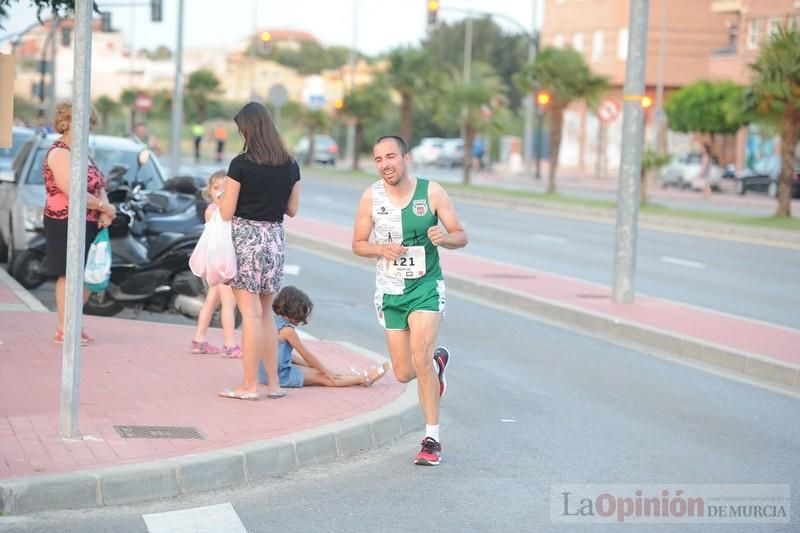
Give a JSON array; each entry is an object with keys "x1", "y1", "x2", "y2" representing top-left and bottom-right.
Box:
[
  {"x1": 540, "y1": 0, "x2": 730, "y2": 173},
  {"x1": 708, "y1": 0, "x2": 799, "y2": 171}
]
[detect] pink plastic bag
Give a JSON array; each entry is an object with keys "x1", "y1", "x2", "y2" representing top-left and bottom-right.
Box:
[{"x1": 189, "y1": 210, "x2": 237, "y2": 286}]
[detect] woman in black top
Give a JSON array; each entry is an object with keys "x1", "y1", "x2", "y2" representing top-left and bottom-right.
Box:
[{"x1": 218, "y1": 102, "x2": 301, "y2": 401}]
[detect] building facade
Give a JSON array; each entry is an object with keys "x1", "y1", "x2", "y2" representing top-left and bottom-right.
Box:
[
  {"x1": 540, "y1": 0, "x2": 731, "y2": 173},
  {"x1": 708, "y1": 0, "x2": 800, "y2": 172}
]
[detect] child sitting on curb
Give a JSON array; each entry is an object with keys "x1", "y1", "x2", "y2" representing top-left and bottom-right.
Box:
[{"x1": 258, "y1": 286, "x2": 389, "y2": 388}]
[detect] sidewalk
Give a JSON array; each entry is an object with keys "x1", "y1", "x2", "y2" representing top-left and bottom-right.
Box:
[
  {"x1": 0, "y1": 268, "x2": 415, "y2": 514},
  {"x1": 286, "y1": 217, "x2": 800, "y2": 393}
]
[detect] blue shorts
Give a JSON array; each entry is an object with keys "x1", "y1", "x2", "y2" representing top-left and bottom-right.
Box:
[{"x1": 257, "y1": 360, "x2": 304, "y2": 388}]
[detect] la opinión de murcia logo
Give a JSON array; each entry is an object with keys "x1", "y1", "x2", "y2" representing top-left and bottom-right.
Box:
[{"x1": 550, "y1": 484, "x2": 790, "y2": 524}]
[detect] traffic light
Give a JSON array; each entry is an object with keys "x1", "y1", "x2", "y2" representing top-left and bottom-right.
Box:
[
  {"x1": 150, "y1": 0, "x2": 162, "y2": 22},
  {"x1": 260, "y1": 31, "x2": 272, "y2": 53},
  {"x1": 427, "y1": 0, "x2": 439, "y2": 27},
  {"x1": 536, "y1": 90, "x2": 551, "y2": 108},
  {"x1": 101, "y1": 12, "x2": 112, "y2": 32},
  {"x1": 641, "y1": 95, "x2": 653, "y2": 108},
  {"x1": 333, "y1": 98, "x2": 344, "y2": 118}
]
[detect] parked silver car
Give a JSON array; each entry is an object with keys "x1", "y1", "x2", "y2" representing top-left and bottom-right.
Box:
[
  {"x1": 294, "y1": 134, "x2": 338, "y2": 166},
  {"x1": 0, "y1": 127, "x2": 35, "y2": 171},
  {"x1": 0, "y1": 133, "x2": 165, "y2": 265},
  {"x1": 659, "y1": 152, "x2": 723, "y2": 191}
]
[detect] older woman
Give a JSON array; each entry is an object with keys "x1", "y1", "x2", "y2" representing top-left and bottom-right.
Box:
[{"x1": 43, "y1": 102, "x2": 116, "y2": 345}]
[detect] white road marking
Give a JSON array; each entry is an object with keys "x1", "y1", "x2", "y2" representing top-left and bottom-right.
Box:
[
  {"x1": 284, "y1": 264, "x2": 301, "y2": 276},
  {"x1": 501, "y1": 419, "x2": 517, "y2": 423},
  {"x1": 534, "y1": 234, "x2": 568, "y2": 244},
  {"x1": 661, "y1": 256, "x2": 707, "y2": 269},
  {"x1": 143, "y1": 503, "x2": 247, "y2": 533}
]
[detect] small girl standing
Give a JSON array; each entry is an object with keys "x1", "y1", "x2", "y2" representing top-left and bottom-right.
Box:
[
  {"x1": 191, "y1": 170, "x2": 241, "y2": 358},
  {"x1": 258, "y1": 286, "x2": 389, "y2": 388}
]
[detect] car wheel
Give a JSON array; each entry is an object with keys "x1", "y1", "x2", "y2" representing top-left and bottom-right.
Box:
[
  {"x1": 84, "y1": 289, "x2": 124, "y2": 317},
  {"x1": 736, "y1": 179, "x2": 745, "y2": 195},
  {"x1": 768, "y1": 182, "x2": 777, "y2": 198},
  {"x1": 10, "y1": 249, "x2": 48, "y2": 289}
]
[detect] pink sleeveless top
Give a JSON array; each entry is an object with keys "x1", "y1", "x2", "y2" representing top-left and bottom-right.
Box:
[{"x1": 43, "y1": 140, "x2": 105, "y2": 222}]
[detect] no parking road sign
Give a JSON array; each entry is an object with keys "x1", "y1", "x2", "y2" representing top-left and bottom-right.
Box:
[{"x1": 597, "y1": 97, "x2": 621, "y2": 124}]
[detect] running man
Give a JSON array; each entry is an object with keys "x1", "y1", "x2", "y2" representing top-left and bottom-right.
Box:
[{"x1": 352, "y1": 135, "x2": 468, "y2": 466}]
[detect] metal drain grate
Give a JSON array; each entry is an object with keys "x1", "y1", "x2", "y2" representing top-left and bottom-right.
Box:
[{"x1": 114, "y1": 425, "x2": 205, "y2": 440}]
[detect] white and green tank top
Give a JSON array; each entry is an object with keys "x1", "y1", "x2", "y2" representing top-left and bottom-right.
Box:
[{"x1": 371, "y1": 178, "x2": 442, "y2": 295}]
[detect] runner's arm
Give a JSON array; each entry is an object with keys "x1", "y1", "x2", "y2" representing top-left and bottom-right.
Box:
[
  {"x1": 427, "y1": 181, "x2": 468, "y2": 250},
  {"x1": 352, "y1": 187, "x2": 405, "y2": 260}
]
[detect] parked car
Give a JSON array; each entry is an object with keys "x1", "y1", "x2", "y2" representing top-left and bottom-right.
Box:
[
  {"x1": 0, "y1": 132, "x2": 165, "y2": 265},
  {"x1": 436, "y1": 138, "x2": 464, "y2": 168},
  {"x1": 293, "y1": 135, "x2": 338, "y2": 166},
  {"x1": 735, "y1": 157, "x2": 800, "y2": 198},
  {"x1": 659, "y1": 152, "x2": 723, "y2": 191},
  {"x1": 411, "y1": 137, "x2": 445, "y2": 167},
  {"x1": 0, "y1": 127, "x2": 35, "y2": 171}
]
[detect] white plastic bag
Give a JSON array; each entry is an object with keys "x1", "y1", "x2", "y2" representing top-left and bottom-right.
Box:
[
  {"x1": 189, "y1": 210, "x2": 237, "y2": 286},
  {"x1": 84, "y1": 228, "x2": 112, "y2": 291}
]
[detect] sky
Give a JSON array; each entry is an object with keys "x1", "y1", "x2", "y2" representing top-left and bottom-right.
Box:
[{"x1": 3, "y1": 0, "x2": 542, "y2": 56}]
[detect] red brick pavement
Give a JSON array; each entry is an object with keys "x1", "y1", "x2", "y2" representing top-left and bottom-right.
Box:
[{"x1": 0, "y1": 311, "x2": 402, "y2": 479}]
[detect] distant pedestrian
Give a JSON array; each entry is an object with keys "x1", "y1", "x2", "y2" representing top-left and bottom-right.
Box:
[
  {"x1": 473, "y1": 135, "x2": 486, "y2": 171},
  {"x1": 352, "y1": 135, "x2": 468, "y2": 465},
  {"x1": 191, "y1": 170, "x2": 241, "y2": 358},
  {"x1": 214, "y1": 122, "x2": 228, "y2": 163},
  {"x1": 43, "y1": 102, "x2": 116, "y2": 345},
  {"x1": 217, "y1": 102, "x2": 301, "y2": 401},
  {"x1": 134, "y1": 122, "x2": 162, "y2": 156},
  {"x1": 697, "y1": 142, "x2": 713, "y2": 198},
  {"x1": 192, "y1": 121, "x2": 205, "y2": 162},
  {"x1": 258, "y1": 286, "x2": 389, "y2": 388}
]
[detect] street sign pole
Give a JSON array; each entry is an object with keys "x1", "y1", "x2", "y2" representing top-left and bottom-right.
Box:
[
  {"x1": 60, "y1": 0, "x2": 93, "y2": 439},
  {"x1": 612, "y1": 0, "x2": 649, "y2": 304}
]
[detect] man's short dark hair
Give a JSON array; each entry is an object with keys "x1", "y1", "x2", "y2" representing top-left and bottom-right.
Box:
[{"x1": 374, "y1": 135, "x2": 409, "y2": 156}]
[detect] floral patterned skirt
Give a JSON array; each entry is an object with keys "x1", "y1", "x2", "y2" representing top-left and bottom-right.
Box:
[{"x1": 227, "y1": 217, "x2": 285, "y2": 295}]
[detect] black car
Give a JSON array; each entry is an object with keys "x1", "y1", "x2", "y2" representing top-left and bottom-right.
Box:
[{"x1": 735, "y1": 161, "x2": 800, "y2": 198}]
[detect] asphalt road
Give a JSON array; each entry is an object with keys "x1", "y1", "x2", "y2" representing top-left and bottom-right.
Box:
[
  {"x1": 3, "y1": 248, "x2": 798, "y2": 533},
  {"x1": 300, "y1": 172, "x2": 800, "y2": 329}
]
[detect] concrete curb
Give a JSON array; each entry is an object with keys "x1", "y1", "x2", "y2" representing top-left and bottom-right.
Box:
[
  {"x1": 286, "y1": 230, "x2": 800, "y2": 395},
  {"x1": 0, "y1": 266, "x2": 48, "y2": 312},
  {"x1": 0, "y1": 347, "x2": 421, "y2": 515}
]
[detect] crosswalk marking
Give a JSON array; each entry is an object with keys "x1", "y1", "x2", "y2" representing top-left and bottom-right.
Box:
[
  {"x1": 661, "y1": 256, "x2": 707, "y2": 269},
  {"x1": 143, "y1": 503, "x2": 247, "y2": 533}
]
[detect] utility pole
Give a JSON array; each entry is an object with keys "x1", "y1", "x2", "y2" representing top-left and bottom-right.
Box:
[
  {"x1": 612, "y1": 0, "x2": 649, "y2": 304},
  {"x1": 654, "y1": 0, "x2": 668, "y2": 153},
  {"x1": 460, "y1": 15, "x2": 473, "y2": 140},
  {"x1": 345, "y1": 0, "x2": 358, "y2": 168},
  {"x1": 169, "y1": 0, "x2": 185, "y2": 179},
  {"x1": 60, "y1": 0, "x2": 93, "y2": 439},
  {"x1": 523, "y1": 0, "x2": 538, "y2": 176}
]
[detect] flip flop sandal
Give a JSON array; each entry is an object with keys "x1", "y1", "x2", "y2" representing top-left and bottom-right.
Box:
[
  {"x1": 191, "y1": 341, "x2": 221, "y2": 354},
  {"x1": 363, "y1": 363, "x2": 389, "y2": 387},
  {"x1": 218, "y1": 388, "x2": 259, "y2": 401},
  {"x1": 222, "y1": 345, "x2": 243, "y2": 359}
]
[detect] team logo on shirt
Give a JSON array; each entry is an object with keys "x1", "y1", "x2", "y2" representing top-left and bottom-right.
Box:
[{"x1": 413, "y1": 200, "x2": 428, "y2": 216}]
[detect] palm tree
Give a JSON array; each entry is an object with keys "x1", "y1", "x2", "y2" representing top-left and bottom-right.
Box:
[
  {"x1": 385, "y1": 46, "x2": 437, "y2": 143},
  {"x1": 342, "y1": 79, "x2": 391, "y2": 171},
  {"x1": 437, "y1": 62, "x2": 507, "y2": 185},
  {"x1": 517, "y1": 46, "x2": 608, "y2": 193},
  {"x1": 301, "y1": 107, "x2": 329, "y2": 166},
  {"x1": 93, "y1": 95, "x2": 119, "y2": 132},
  {"x1": 749, "y1": 25, "x2": 800, "y2": 218}
]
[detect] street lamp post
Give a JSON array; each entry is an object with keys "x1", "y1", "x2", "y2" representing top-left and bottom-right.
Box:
[
  {"x1": 612, "y1": 0, "x2": 650, "y2": 304},
  {"x1": 169, "y1": 0, "x2": 185, "y2": 180},
  {"x1": 345, "y1": 0, "x2": 358, "y2": 168}
]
